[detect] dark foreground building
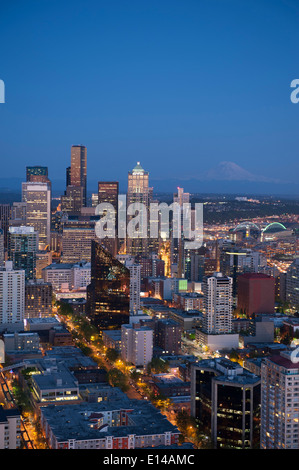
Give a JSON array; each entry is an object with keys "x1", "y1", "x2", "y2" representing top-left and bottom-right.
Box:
[
  {"x1": 191, "y1": 358, "x2": 260, "y2": 449},
  {"x1": 86, "y1": 240, "x2": 130, "y2": 331}
]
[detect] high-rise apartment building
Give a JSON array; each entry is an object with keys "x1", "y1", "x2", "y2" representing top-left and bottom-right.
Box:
[
  {"x1": 121, "y1": 323, "x2": 153, "y2": 368},
  {"x1": 8, "y1": 226, "x2": 38, "y2": 281},
  {"x1": 0, "y1": 261, "x2": 25, "y2": 324},
  {"x1": 22, "y1": 181, "x2": 51, "y2": 249},
  {"x1": 86, "y1": 241, "x2": 130, "y2": 331},
  {"x1": 154, "y1": 318, "x2": 182, "y2": 355},
  {"x1": 202, "y1": 272, "x2": 233, "y2": 334},
  {"x1": 261, "y1": 351, "x2": 299, "y2": 449},
  {"x1": 0, "y1": 406, "x2": 22, "y2": 449}
]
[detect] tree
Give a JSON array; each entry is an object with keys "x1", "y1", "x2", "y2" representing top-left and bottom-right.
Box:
[
  {"x1": 147, "y1": 357, "x2": 169, "y2": 374},
  {"x1": 108, "y1": 368, "x2": 129, "y2": 392},
  {"x1": 106, "y1": 348, "x2": 119, "y2": 363}
]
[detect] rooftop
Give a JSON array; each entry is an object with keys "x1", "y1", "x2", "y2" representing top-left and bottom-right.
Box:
[{"x1": 40, "y1": 399, "x2": 179, "y2": 442}]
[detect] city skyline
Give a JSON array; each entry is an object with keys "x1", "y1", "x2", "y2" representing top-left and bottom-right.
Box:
[{"x1": 0, "y1": 0, "x2": 299, "y2": 194}]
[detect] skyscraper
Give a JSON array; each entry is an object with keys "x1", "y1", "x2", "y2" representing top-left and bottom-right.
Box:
[
  {"x1": 26, "y1": 166, "x2": 50, "y2": 184},
  {"x1": 261, "y1": 351, "x2": 299, "y2": 449},
  {"x1": 202, "y1": 272, "x2": 233, "y2": 335},
  {"x1": 8, "y1": 226, "x2": 38, "y2": 281},
  {"x1": 70, "y1": 145, "x2": 87, "y2": 207},
  {"x1": 22, "y1": 182, "x2": 51, "y2": 250},
  {"x1": 97, "y1": 181, "x2": 119, "y2": 256},
  {"x1": 171, "y1": 187, "x2": 190, "y2": 278},
  {"x1": 0, "y1": 261, "x2": 25, "y2": 324},
  {"x1": 127, "y1": 162, "x2": 149, "y2": 259},
  {"x1": 0, "y1": 204, "x2": 11, "y2": 248},
  {"x1": 86, "y1": 240, "x2": 130, "y2": 331},
  {"x1": 286, "y1": 258, "x2": 299, "y2": 311},
  {"x1": 0, "y1": 230, "x2": 4, "y2": 267},
  {"x1": 61, "y1": 219, "x2": 96, "y2": 263},
  {"x1": 191, "y1": 358, "x2": 261, "y2": 449}
]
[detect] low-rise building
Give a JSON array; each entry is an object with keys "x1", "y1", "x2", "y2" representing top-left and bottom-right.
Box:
[{"x1": 40, "y1": 398, "x2": 180, "y2": 449}]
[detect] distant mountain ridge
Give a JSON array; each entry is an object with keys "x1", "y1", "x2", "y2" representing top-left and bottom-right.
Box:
[{"x1": 0, "y1": 161, "x2": 297, "y2": 196}]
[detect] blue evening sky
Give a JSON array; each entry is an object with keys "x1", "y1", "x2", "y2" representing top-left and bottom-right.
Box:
[{"x1": 0, "y1": 0, "x2": 299, "y2": 187}]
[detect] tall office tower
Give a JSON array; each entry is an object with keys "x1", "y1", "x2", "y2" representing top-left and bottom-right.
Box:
[
  {"x1": 25, "y1": 279, "x2": 52, "y2": 318},
  {"x1": 22, "y1": 181, "x2": 51, "y2": 250},
  {"x1": 61, "y1": 219, "x2": 96, "y2": 263},
  {"x1": 121, "y1": 323, "x2": 153, "y2": 368},
  {"x1": 237, "y1": 273, "x2": 275, "y2": 318},
  {"x1": 154, "y1": 318, "x2": 182, "y2": 355},
  {"x1": 261, "y1": 351, "x2": 299, "y2": 449},
  {"x1": 171, "y1": 187, "x2": 190, "y2": 278},
  {"x1": 0, "y1": 261, "x2": 25, "y2": 324},
  {"x1": 36, "y1": 250, "x2": 52, "y2": 279},
  {"x1": 9, "y1": 202, "x2": 27, "y2": 227},
  {"x1": 66, "y1": 166, "x2": 71, "y2": 187},
  {"x1": 286, "y1": 258, "x2": 299, "y2": 311},
  {"x1": 202, "y1": 272, "x2": 233, "y2": 334},
  {"x1": 191, "y1": 358, "x2": 261, "y2": 449},
  {"x1": 26, "y1": 166, "x2": 49, "y2": 183},
  {"x1": 70, "y1": 145, "x2": 87, "y2": 206},
  {"x1": 0, "y1": 204, "x2": 11, "y2": 248},
  {"x1": 86, "y1": 240, "x2": 130, "y2": 331},
  {"x1": 127, "y1": 162, "x2": 150, "y2": 259},
  {"x1": 61, "y1": 185, "x2": 84, "y2": 216},
  {"x1": 184, "y1": 246, "x2": 205, "y2": 282},
  {"x1": 97, "y1": 182, "x2": 119, "y2": 256},
  {"x1": 8, "y1": 226, "x2": 38, "y2": 281},
  {"x1": 91, "y1": 193, "x2": 98, "y2": 207}
]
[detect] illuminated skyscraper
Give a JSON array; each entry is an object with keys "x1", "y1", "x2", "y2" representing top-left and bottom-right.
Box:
[
  {"x1": 22, "y1": 182, "x2": 51, "y2": 250},
  {"x1": 61, "y1": 219, "x2": 96, "y2": 263},
  {"x1": 261, "y1": 351, "x2": 299, "y2": 449},
  {"x1": 8, "y1": 226, "x2": 38, "y2": 281},
  {"x1": 0, "y1": 204, "x2": 11, "y2": 248},
  {"x1": 70, "y1": 145, "x2": 87, "y2": 207},
  {"x1": 86, "y1": 240, "x2": 130, "y2": 331},
  {"x1": 171, "y1": 187, "x2": 190, "y2": 278},
  {"x1": 97, "y1": 182, "x2": 119, "y2": 256},
  {"x1": 0, "y1": 261, "x2": 25, "y2": 324},
  {"x1": 26, "y1": 166, "x2": 50, "y2": 184},
  {"x1": 191, "y1": 358, "x2": 260, "y2": 449},
  {"x1": 202, "y1": 272, "x2": 233, "y2": 334},
  {"x1": 127, "y1": 162, "x2": 149, "y2": 259}
]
